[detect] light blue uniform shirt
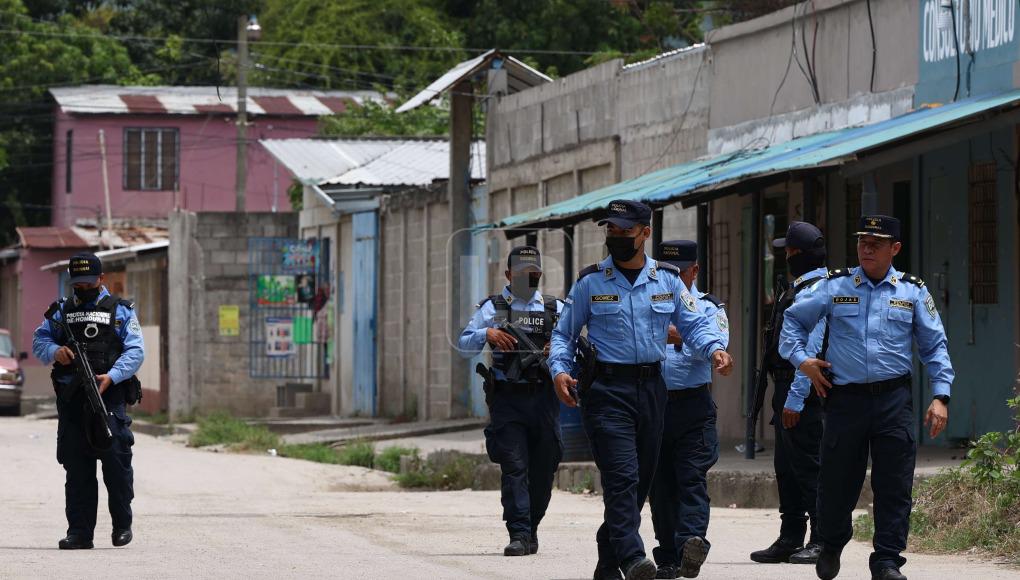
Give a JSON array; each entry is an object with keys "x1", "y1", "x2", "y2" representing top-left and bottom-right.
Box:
[
  {"x1": 783, "y1": 267, "x2": 829, "y2": 412},
  {"x1": 662, "y1": 283, "x2": 730, "y2": 390},
  {"x1": 458, "y1": 286, "x2": 565, "y2": 382},
  {"x1": 549, "y1": 255, "x2": 725, "y2": 379},
  {"x1": 33, "y1": 286, "x2": 146, "y2": 386},
  {"x1": 780, "y1": 266, "x2": 954, "y2": 398}
]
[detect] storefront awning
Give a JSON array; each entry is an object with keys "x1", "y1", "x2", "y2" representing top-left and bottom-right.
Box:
[{"x1": 491, "y1": 88, "x2": 1020, "y2": 234}]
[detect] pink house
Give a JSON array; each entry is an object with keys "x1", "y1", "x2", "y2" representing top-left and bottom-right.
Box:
[
  {"x1": 0, "y1": 86, "x2": 383, "y2": 407},
  {"x1": 49, "y1": 85, "x2": 384, "y2": 224}
]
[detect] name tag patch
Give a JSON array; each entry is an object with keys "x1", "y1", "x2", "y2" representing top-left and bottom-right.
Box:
[
  {"x1": 591, "y1": 294, "x2": 620, "y2": 303},
  {"x1": 833, "y1": 296, "x2": 860, "y2": 304},
  {"x1": 65, "y1": 311, "x2": 112, "y2": 326},
  {"x1": 650, "y1": 292, "x2": 674, "y2": 302},
  {"x1": 889, "y1": 299, "x2": 913, "y2": 311}
]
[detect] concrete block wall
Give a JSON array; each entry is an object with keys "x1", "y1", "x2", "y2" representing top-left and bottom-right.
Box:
[{"x1": 168, "y1": 211, "x2": 298, "y2": 419}]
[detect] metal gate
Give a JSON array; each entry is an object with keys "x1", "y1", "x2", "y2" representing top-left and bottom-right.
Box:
[{"x1": 248, "y1": 237, "x2": 331, "y2": 379}]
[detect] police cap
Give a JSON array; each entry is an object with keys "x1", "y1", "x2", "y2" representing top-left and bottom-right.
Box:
[
  {"x1": 597, "y1": 199, "x2": 652, "y2": 229},
  {"x1": 507, "y1": 245, "x2": 542, "y2": 272},
  {"x1": 68, "y1": 253, "x2": 102, "y2": 285},
  {"x1": 853, "y1": 215, "x2": 901, "y2": 240},
  {"x1": 659, "y1": 240, "x2": 697, "y2": 271}
]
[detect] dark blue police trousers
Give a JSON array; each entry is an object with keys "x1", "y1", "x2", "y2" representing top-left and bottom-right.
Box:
[
  {"x1": 582, "y1": 374, "x2": 666, "y2": 568},
  {"x1": 818, "y1": 384, "x2": 915, "y2": 574},
  {"x1": 56, "y1": 399, "x2": 135, "y2": 539},
  {"x1": 484, "y1": 383, "x2": 563, "y2": 540},
  {"x1": 649, "y1": 385, "x2": 719, "y2": 566},
  {"x1": 772, "y1": 380, "x2": 823, "y2": 544}
]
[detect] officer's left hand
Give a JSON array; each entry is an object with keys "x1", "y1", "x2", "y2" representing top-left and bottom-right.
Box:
[
  {"x1": 711, "y1": 350, "x2": 733, "y2": 376},
  {"x1": 543, "y1": 342, "x2": 551, "y2": 357},
  {"x1": 96, "y1": 374, "x2": 113, "y2": 395},
  {"x1": 924, "y1": 399, "x2": 949, "y2": 438}
]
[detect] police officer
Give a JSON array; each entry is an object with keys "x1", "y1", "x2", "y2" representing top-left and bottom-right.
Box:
[
  {"x1": 458, "y1": 246, "x2": 565, "y2": 557},
  {"x1": 649, "y1": 240, "x2": 729, "y2": 579},
  {"x1": 751, "y1": 221, "x2": 828, "y2": 566},
  {"x1": 780, "y1": 216, "x2": 953, "y2": 580},
  {"x1": 33, "y1": 253, "x2": 145, "y2": 550},
  {"x1": 550, "y1": 200, "x2": 734, "y2": 580}
]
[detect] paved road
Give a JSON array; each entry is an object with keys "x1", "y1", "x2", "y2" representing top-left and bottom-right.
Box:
[{"x1": 1, "y1": 417, "x2": 1016, "y2": 580}]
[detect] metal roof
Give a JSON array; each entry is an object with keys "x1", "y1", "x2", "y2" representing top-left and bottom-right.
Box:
[
  {"x1": 40, "y1": 240, "x2": 169, "y2": 272},
  {"x1": 262, "y1": 138, "x2": 486, "y2": 188},
  {"x1": 16, "y1": 223, "x2": 168, "y2": 251},
  {"x1": 16, "y1": 227, "x2": 89, "y2": 249},
  {"x1": 50, "y1": 86, "x2": 387, "y2": 116},
  {"x1": 397, "y1": 50, "x2": 552, "y2": 113},
  {"x1": 493, "y1": 89, "x2": 1020, "y2": 232}
]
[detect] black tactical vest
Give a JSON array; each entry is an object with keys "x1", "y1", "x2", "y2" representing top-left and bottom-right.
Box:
[
  {"x1": 51, "y1": 294, "x2": 126, "y2": 380},
  {"x1": 486, "y1": 294, "x2": 558, "y2": 381}
]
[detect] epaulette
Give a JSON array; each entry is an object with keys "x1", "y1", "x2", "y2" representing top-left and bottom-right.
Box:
[
  {"x1": 44, "y1": 299, "x2": 64, "y2": 319},
  {"x1": 475, "y1": 294, "x2": 499, "y2": 309},
  {"x1": 118, "y1": 298, "x2": 135, "y2": 310},
  {"x1": 577, "y1": 263, "x2": 602, "y2": 281},
  {"x1": 702, "y1": 293, "x2": 724, "y2": 308},
  {"x1": 827, "y1": 268, "x2": 852, "y2": 279},
  {"x1": 900, "y1": 273, "x2": 925, "y2": 287},
  {"x1": 656, "y1": 262, "x2": 681, "y2": 276}
]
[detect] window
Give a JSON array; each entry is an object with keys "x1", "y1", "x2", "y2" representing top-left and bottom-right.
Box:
[
  {"x1": 123, "y1": 128, "x2": 178, "y2": 191},
  {"x1": 65, "y1": 130, "x2": 73, "y2": 194},
  {"x1": 968, "y1": 162, "x2": 998, "y2": 304}
]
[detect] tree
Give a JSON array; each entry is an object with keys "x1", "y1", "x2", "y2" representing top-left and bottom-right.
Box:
[{"x1": 0, "y1": 0, "x2": 143, "y2": 246}]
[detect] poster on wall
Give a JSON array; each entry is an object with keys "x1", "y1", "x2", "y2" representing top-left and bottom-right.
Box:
[
  {"x1": 256, "y1": 275, "x2": 297, "y2": 305},
  {"x1": 265, "y1": 317, "x2": 296, "y2": 357},
  {"x1": 295, "y1": 274, "x2": 315, "y2": 304},
  {"x1": 282, "y1": 239, "x2": 317, "y2": 274},
  {"x1": 218, "y1": 305, "x2": 240, "y2": 336}
]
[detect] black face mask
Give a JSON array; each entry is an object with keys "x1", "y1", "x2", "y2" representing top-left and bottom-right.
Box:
[
  {"x1": 74, "y1": 286, "x2": 101, "y2": 304},
  {"x1": 509, "y1": 273, "x2": 540, "y2": 299},
  {"x1": 606, "y1": 235, "x2": 640, "y2": 263},
  {"x1": 788, "y1": 249, "x2": 825, "y2": 279}
]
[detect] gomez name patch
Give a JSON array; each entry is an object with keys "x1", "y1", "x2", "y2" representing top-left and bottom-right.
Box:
[{"x1": 591, "y1": 294, "x2": 620, "y2": 303}]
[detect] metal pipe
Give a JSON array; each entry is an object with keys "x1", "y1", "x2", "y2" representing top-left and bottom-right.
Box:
[
  {"x1": 745, "y1": 191, "x2": 762, "y2": 460},
  {"x1": 697, "y1": 203, "x2": 708, "y2": 289}
]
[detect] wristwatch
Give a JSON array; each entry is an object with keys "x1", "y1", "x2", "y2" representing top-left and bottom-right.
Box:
[{"x1": 933, "y1": 394, "x2": 950, "y2": 406}]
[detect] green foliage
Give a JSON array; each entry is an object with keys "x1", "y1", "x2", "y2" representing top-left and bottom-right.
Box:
[
  {"x1": 319, "y1": 100, "x2": 451, "y2": 138},
  {"x1": 278, "y1": 443, "x2": 343, "y2": 464},
  {"x1": 852, "y1": 512, "x2": 875, "y2": 541},
  {"x1": 375, "y1": 445, "x2": 418, "y2": 474},
  {"x1": 188, "y1": 412, "x2": 281, "y2": 450},
  {"x1": 287, "y1": 181, "x2": 303, "y2": 211},
  {"x1": 960, "y1": 396, "x2": 1020, "y2": 485},
  {"x1": 568, "y1": 472, "x2": 596, "y2": 494},
  {"x1": 394, "y1": 452, "x2": 483, "y2": 490},
  {"x1": 335, "y1": 440, "x2": 377, "y2": 468}
]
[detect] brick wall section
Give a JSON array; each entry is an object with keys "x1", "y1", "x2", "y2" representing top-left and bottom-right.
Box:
[{"x1": 168, "y1": 210, "x2": 298, "y2": 418}]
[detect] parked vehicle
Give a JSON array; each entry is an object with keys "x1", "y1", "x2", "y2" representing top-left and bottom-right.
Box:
[{"x1": 0, "y1": 329, "x2": 26, "y2": 415}]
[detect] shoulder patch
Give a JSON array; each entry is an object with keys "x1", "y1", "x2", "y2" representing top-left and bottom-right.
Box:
[
  {"x1": 680, "y1": 290, "x2": 697, "y2": 312},
  {"x1": 577, "y1": 263, "x2": 602, "y2": 281},
  {"x1": 716, "y1": 309, "x2": 730, "y2": 332},
  {"x1": 702, "y1": 293, "x2": 724, "y2": 308},
  {"x1": 924, "y1": 294, "x2": 937, "y2": 319},
  {"x1": 128, "y1": 318, "x2": 142, "y2": 335},
  {"x1": 900, "y1": 273, "x2": 926, "y2": 287},
  {"x1": 827, "y1": 268, "x2": 852, "y2": 279},
  {"x1": 656, "y1": 262, "x2": 681, "y2": 276}
]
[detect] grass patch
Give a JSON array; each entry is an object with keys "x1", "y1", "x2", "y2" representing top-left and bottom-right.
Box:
[
  {"x1": 336, "y1": 441, "x2": 376, "y2": 468},
  {"x1": 568, "y1": 472, "x2": 596, "y2": 494},
  {"x1": 394, "y1": 452, "x2": 483, "y2": 490},
  {"x1": 131, "y1": 410, "x2": 169, "y2": 425},
  {"x1": 852, "y1": 513, "x2": 875, "y2": 542},
  {"x1": 376, "y1": 446, "x2": 417, "y2": 473},
  {"x1": 278, "y1": 443, "x2": 343, "y2": 464},
  {"x1": 188, "y1": 412, "x2": 280, "y2": 451}
]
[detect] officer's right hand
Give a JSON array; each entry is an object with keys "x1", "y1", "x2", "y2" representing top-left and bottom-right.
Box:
[
  {"x1": 781, "y1": 408, "x2": 801, "y2": 429},
  {"x1": 799, "y1": 358, "x2": 833, "y2": 397},
  {"x1": 666, "y1": 324, "x2": 682, "y2": 345},
  {"x1": 554, "y1": 373, "x2": 578, "y2": 408},
  {"x1": 54, "y1": 346, "x2": 74, "y2": 366},
  {"x1": 485, "y1": 328, "x2": 517, "y2": 351}
]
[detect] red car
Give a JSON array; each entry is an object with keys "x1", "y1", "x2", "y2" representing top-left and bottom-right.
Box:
[{"x1": 0, "y1": 329, "x2": 26, "y2": 415}]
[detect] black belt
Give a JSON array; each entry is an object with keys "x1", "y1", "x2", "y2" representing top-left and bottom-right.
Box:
[
  {"x1": 667, "y1": 384, "x2": 710, "y2": 401},
  {"x1": 841, "y1": 374, "x2": 911, "y2": 395},
  {"x1": 595, "y1": 361, "x2": 661, "y2": 380}
]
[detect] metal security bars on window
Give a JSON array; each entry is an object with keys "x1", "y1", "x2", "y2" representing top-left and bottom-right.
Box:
[{"x1": 248, "y1": 237, "x2": 332, "y2": 379}]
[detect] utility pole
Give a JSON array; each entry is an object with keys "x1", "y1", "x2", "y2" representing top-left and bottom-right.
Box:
[
  {"x1": 235, "y1": 14, "x2": 249, "y2": 213},
  {"x1": 97, "y1": 129, "x2": 114, "y2": 250}
]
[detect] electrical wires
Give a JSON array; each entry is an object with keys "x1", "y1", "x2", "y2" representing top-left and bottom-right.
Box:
[{"x1": 865, "y1": 0, "x2": 877, "y2": 93}]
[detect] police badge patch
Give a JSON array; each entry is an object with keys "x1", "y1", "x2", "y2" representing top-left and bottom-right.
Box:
[
  {"x1": 716, "y1": 310, "x2": 729, "y2": 332},
  {"x1": 924, "y1": 294, "x2": 937, "y2": 319},
  {"x1": 680, "y1": 290, "x2": 697, "y2": 312},
  {"x1": 129, "y1": 318, "x2": 142, "y2": 334}
]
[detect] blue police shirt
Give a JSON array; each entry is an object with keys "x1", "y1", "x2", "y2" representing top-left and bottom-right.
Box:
[
  {"x1": 549, "y1": 255, "x2": 725, "y2": 379},
  {"x1": 662, "y1": 283, "x2": 730, "y2": 390},
  {"x1": 780, "y1": 266, "x2": 954, "y2": 397},
  {"x1": 458, "y1": 286, "x2": 565, "y2": 382},
  {"x1": 782, "y1": 266, "x2": 829, "y2": 412},
  {"x1": 33, "y1": 286, "x2": 146, "y2": 386}
]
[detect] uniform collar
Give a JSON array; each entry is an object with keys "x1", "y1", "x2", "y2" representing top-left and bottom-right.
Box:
[
  {"x1": 600, "y1": 254, "x2": 656, "y2": 289},
  {"x1": 72, "y1": 285, "x2": 110, "y2": 307},
  {"x1": 690, "y1": 282, "x2": 703, "y2": 297},
  {"x1": 793, "y1": 266, "x2": 828, "y2": 289},
  {"x1": 852, "y1": 266, "x2": 900, "y2": 288},
  {"x1": 501, "y1": 286, "x2": 543, "y2": 305}
]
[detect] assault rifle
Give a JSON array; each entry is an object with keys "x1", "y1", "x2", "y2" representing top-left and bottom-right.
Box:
[
  {"x1": 747, "y1": 275, "x2": 790, "y2": 444},
  {"x1": 497, "y1": 320, "x2": 552, "y2": 383},
  {"x1": 46, "y1": 304, "x2": 113, "y2": 451}
]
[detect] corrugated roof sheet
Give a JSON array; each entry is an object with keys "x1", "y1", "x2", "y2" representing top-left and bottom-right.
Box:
[
  {"x1": 494, "y1": 89, "x2": 1020, "y2": 231},
  {"x1": 40, "y1": 240, "x2": 169, "y2": 272},
  {"x1": 397, "y1": 50, "x2": 552, "y2": 113},
  {"x1": 16, "y1": 224, "x2": 168, "y2": 250},
  {"x1": 16, "y1": 227, "x2": 88, "y2": 249},
  {"x1": 262, "y1": 138, "x2": 486, "y2": 188},
  {"x1": 50, "y1": 86, "x2": 387, "y2": 116}
]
